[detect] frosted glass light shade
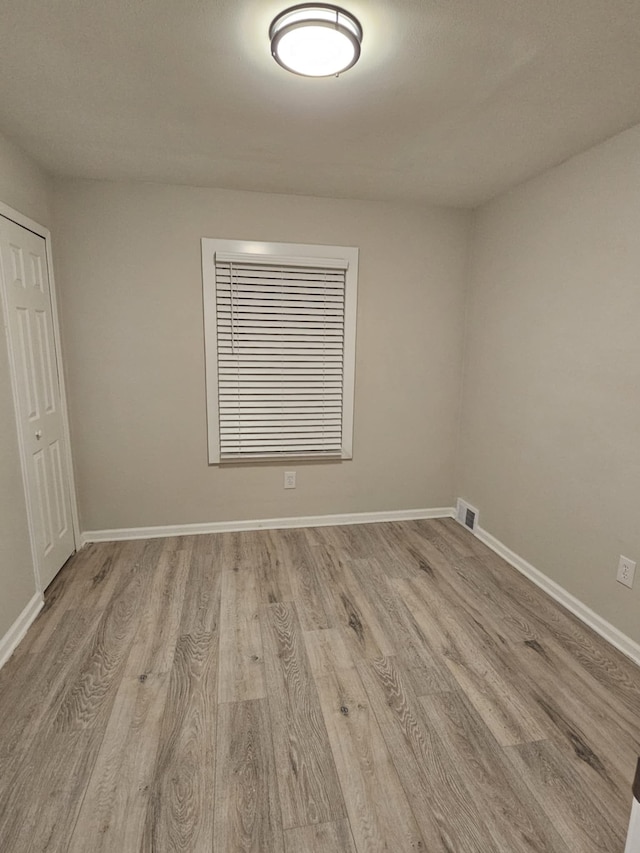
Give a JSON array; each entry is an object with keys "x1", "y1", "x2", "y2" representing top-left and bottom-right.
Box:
[{"x1": 270, "y1": 5, "x2": 363, "y2": 77}]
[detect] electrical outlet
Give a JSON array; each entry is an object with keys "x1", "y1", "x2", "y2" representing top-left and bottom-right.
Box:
[
  {"x1": 284, "y1": 471, "x2": 296, "y2": 489},
  {"x1": 616, "y1": 555, "x2": 636, "y2": 589}
]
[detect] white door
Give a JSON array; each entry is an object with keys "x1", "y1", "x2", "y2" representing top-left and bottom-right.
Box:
[{"x1": 0, "y1": 215, "x2": 75, "y2": 588}]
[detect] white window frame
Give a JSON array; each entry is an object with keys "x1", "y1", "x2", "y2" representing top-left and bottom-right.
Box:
[{"x1": 202, "y1": 238, "x2": 358, "y2": 464}]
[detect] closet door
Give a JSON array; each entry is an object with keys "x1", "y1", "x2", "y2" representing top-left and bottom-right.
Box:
[{"x1": 0, "y1": 215, "x2": 75, "y2": 588}]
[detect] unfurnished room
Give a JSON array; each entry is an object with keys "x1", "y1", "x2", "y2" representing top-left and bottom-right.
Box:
[{"x1": 0, "y1": 1, "x2": 639, "y2": 851}]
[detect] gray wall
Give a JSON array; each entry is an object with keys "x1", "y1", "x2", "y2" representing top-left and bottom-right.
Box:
[
  {"x1": 0, "y1": 132, "x2": 51, "y2": 640},
  {"x1": 52, "y1": 180, "x2": 470, "y2": 531},
  {"x1": 459, "y1": 123, "x2": 640, "y2": 644}
]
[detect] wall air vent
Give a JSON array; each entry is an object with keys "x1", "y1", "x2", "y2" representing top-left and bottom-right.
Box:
[{"x1": 456, "y1": 498, "x2": 479, "y2": 533}]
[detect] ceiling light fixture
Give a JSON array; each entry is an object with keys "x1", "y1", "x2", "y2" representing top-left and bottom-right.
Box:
[{"x1": 269, "y1": 4, "x2": 363, "y2": 78}]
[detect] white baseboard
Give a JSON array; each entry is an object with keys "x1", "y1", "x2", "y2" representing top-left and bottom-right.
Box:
[
  {"x1": 0, "y1": 592, "x2": 44, "y2": 670},
  {"x1": 475, "y1": 525, "x2": 640, "y2": 668},
  {"x1": 80, "y1": 506, "x2": 455, "y2": 547},
  {"x1": 626, "y1": 797, "x2": 640, "y2": 853}
]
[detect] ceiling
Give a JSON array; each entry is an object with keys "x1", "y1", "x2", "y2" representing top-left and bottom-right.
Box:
[{"x1": 2, "y1": 0, "x2": 640, "y2": 207}]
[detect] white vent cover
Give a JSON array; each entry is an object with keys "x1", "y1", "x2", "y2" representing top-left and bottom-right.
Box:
[{"x1": 456, "y1": 498, "x2": 479, "y2": 532}]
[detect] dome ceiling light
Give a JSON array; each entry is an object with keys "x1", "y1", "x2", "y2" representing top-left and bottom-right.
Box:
[{"x1": 269, "y1": 4, "x2": 363, "y2": 78}]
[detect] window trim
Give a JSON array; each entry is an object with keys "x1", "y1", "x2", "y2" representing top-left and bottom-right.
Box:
[{"x1": 202, "y1": 238, "x2": 358, "y2": 464}]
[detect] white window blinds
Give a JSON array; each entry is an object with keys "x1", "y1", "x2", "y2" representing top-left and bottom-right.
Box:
[
  {"x1": 211, "y1": 250, "x2": 353, "y2": 461},
  {"x1": 203, "y1": 239, "x2": 358, "y2": 464}
]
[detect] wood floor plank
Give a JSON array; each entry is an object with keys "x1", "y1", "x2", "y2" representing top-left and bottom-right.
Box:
[
  {"x1": 405, "y1": 661, "x2": 455, "y2": 697},
  {"x1": 223, "y1": 528, "x2": 294, "y2": 607},
  {"x1": 260, "y1": 602, "x2": 346, "y2": 828},
  {"x1": 508, "y1": 634, "x2": 638, "y2": 826},
  {"x1": 344, "y1": 522, "x2": 423, "y2": 579},
  {"x1": 217, "y1": 530, "x2": 243, "y2": 571},
  {"x1": 214, "y1": 699, "x2": 284, "y2": 852},
  {"x1": 0, "y1": 560, "x2": 148, "y2": 851},
  {"x1": 284, "y1": 819, "x2": 356, "y2": 853},
  {"x1": 308, "y1": 522, "x2": 373, "y2": 561},
  {"x1": 534, "y1": 621, "x2": 640, "y2": 723},
  {"x1": 505, "y1": 739, "x2": 626, "y2": 853},
  {"x1": 393, "y1": 576, "x2": 551, "y2": 745},
  {"x1": 0, "y1": 607, "x2": 101, "y2": 776},
  {"x1": 427, "y1": 516, "x2": 492, "y2": 557},
  {"x1": 370, "y1": 520, "x2": 449, "y2": 581},
  {"x1": 349, "y1": 556, "x2": 447, "y2": 674},
  {"x1": 218, "y1": 567, "x2": 266, "y2": 703},
  {"x1": 356, "y1": 655, "x2": 496, "y2": 852},
  {"x1": 141, "y1": 631, "x2": 218, "y2": 852},
  {"x1": 12, "y1": 540, "x2": 141, "y2": 666},
  {"x1": 178, "y1": 534, "x2": 222, "y2": 635},
  {"x1": 421, "y1": 690, "x2": 571, "y2": 852},
  {"x1": 0, "y1": 730, "x2": 102, "y2": 852},
  {"x1": 419, "y1": 517, "x2": 478, "y2": 559},
  {"x1": 436, "y1": 516, "x2": 490, "y2": 555},
  {"x1": 281, "y1": 529, "x2": 336, "y2": 630},
  {"x1": 90, "y1": 537, "x2": 160, "y2": 612},
  {"x1": 401, "y1": 524, "x2": 539, "y2": 644},
  {"x1": 125, "y1": 546, "x2": 191, "y2": 677},
  {"x1": 473, "y1": 540, "x2": 640, "y2": 699},
  {"x1": 314, "y1": 663, "x2": 427, "y2": 852},
  {"x1": 67, "y1": 673, "x2": 170, "y2": 853},
  {"x1": 50, "y1": 565, "x2": 148, "y2": 733},
  {"x1": 415, "y1": 536, "x2": 540, "y2": 644},
  {"x1": 257, "y1": 529, "x2": 294, "y2": 604},
  {"x1": 303, "y1": 544, "x2": 394, "y2": 660},
  {"x1": 448, "y1": 555, "x2": 543, "y2": 644},
  {"x1": 515, "y1": 628, "x2": 640, "y2": 757},
  {"x1": 26, "y1": 542, "x2": 116, "y2": 653},
  {"x1": 303, "y1": 628, "x2": 355, "y2": 678}
]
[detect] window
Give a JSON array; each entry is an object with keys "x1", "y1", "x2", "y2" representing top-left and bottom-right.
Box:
[{"x1": 202, "y1": 239, "x2": 358, "y2": 463}]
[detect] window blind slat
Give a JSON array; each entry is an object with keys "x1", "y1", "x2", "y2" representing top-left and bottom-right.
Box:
[
  {"x1": 218, "y1": 358, "x2": 344, "y2": 366},
  {"x1": 220, "y1": 452, "x2": 342, "y2": 461},
  {"x1": 215, "y1": 252, "x2": 348, "y2": 270},
  {"x1": 217, "y1": 286, "x2": 344, "y2": 297},
  {"x1": 218, "y1": 395, "x2": 343, "y2": 402},
  {"x1": 217, "y1": 319, "x2": 344, "y2": 329},
  {"x1": 221, "y1": 441, "x2": 342, "y2": 451},
  {"x1": 219, "y1": 422, "x2": 343, "y2": 428},
  {"x1": 218, "y1": 334, "x2": 344, "y2": 344},
  {"x1": 219, "y1": 409, "x2": 342, "y2": 416}
]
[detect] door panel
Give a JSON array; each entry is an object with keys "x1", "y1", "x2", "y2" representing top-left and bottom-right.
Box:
[{"x1": 0, "y1": 215, "x2": 74, "y2": 588}]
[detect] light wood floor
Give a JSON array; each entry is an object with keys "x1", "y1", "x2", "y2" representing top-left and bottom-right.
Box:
[{"x1": 0, "y1": 518, "x2": 639, "y2": 852}]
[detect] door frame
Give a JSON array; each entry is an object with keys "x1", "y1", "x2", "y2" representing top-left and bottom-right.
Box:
[{"x1": 0, "y1": 200, "x2": 80, "y2": 593}]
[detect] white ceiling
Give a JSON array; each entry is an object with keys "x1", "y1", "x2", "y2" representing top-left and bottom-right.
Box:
[{"x1": 2, "y1": 0, "x2": 640, "y2": 207}]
